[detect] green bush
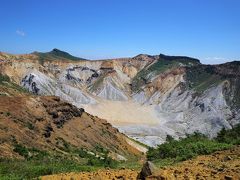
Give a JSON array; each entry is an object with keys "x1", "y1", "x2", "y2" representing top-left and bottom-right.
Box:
[
  {"x1": 0, "y1": 74, "x2": 10, "y2": 84},
  {"x1": 76, "y1": 148, "x2": 89, "y2": 158},
  {"x1": 0, "y1": 73, "x2": 29, "y2": 94},
  {"x1": 26, "y1": 122, "x2": 35, "y2": 130},
  {"x1": 215, "y1": 124, "x2": 240, "y2": 145},
  {"x1": 13, "y1": 144, "x2": 29, "y2": 158},
  {"x1": 147, "y1": 133, "x2": 232, "y2": 162},
  {"x1": 186, "y1": 66, "x2": 222, "y2": 93},
  {"x1": 147, "y1": 125, "x2": 240, "y2": 166},
  {"x1": 132, "y1": 60, "x2": 176, "y2": 92},
  {"x1": 87, "y1": 155, "x2": 117, "y2": 168}
]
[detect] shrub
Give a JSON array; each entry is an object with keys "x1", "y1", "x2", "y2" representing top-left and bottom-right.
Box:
[
  {"x1": 0, "y1": 74, "x2": 10, "y2": 84},
  {"x1": 215, "y1": 124, "x2": 240, "y2": 145},
  {"x1": 13, "y1": 144, "x2": 29, "y2": 158},
  {"x1": 87, "y1": 155, "x2": 117, "y2": 168},
  {"x1": 77, "y1": 148, "x2": 89, "y2": 158},
  {"x1": 147, "y1": 132, "x2": 231, "y2": 162},
  {"x1": 26, "y1": 122, "x2": 35, "y2": 130}
]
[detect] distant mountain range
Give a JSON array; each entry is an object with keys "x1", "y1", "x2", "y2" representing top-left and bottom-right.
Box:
[{"x1": 0, "y1": 49, "x2": 239, "y2": 147}]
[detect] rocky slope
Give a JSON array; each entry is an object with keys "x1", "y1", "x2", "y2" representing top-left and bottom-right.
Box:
[
  {"x1": 0, "y1": 79, "x2": 142, "y2": 160},
  {"x1": 147, "y1": 146, "x2": 240, "y2": 180},
  {"x1": 1, "y1": 49, "x2": 240, "y2": 147}
]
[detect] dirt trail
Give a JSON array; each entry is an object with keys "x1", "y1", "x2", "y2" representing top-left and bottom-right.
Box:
[{"x1": 41, "y1": 146, "x2": 240, "y2": 180}]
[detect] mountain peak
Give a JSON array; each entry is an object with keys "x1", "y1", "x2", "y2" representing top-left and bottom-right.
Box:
[
  {"x1": 134, "y1": 54, "x2": 152, "y2": 58},
  {"x1": 51, "y1": 48, "x2": 66, "y2": 53},
  {"x1": 133, "y1": 54, "x2": 158, "y2": 61},
  {"x1": 49, "y1": 48, "x2": 75, "y2": 57},
  {"x1": 159, "y1": 53, "x2": 200, "y2": 64},
  {"x1": 33, "y1": 48, "x2": 87, "y2": 62}
]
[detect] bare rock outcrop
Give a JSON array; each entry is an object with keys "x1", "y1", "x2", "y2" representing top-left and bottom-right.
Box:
[{"x1": 137, "y1": 161, "x2": 157, "y2": 180}]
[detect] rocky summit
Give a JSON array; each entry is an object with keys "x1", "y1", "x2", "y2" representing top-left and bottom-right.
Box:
[{"x1": 0, "y1": 49, "x2": 240, "y2": 147}]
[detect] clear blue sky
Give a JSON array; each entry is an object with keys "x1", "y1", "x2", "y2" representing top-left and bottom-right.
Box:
[{"x1": 0, "y1": 0, "x2": 240, "y2": 64}]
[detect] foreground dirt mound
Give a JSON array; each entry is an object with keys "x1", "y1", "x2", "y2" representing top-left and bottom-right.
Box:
[
  {"x1": 148, "y1": 146, "x2": 240, "y2": 180},
  {"x1": 41, "y1": 169, "x2": 138, "y2": 180}
]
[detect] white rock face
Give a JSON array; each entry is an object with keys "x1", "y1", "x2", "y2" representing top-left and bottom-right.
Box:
[
  {"x1": 21, "y1": 69, "x2": 96, "y2": 108},
  {"x1": 97, "y1": 81, "x2": 128, "y2": 101}
]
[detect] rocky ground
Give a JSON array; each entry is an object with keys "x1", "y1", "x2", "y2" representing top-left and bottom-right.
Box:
[
  {"x1": 41, "y1": 146, "x2": 240, "y2": 180},
  {"x1": 41, "y1": 169, "x2": 138, "y2": 180},
  {"x1": 148, "y1": 146, "x2": 240, "y2": 180}
]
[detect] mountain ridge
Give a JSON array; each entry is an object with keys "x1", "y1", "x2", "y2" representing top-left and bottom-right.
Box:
[{"x1": 0, "y1": 50, "x2": 240, "y2": 147}]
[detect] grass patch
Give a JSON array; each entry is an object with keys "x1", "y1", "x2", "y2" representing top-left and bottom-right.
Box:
[
  {"x1": 0, "y1": 74, "x2": 10, "y2": 84},
  {"x1": 132, "y1": 60, "x2": 177, "y2": 92},
  {"x1": 1, "y1": 144, "x2": 117, "y2": 179},
  {"x1": 0, "y1": 157, "x2": 97, "y2": 180},
  {"x1": 13, "y1": 144, "x2": 29, "y2": 159},
  {"x1": 35, "y1": 48, "x2": 86, "y2": 65},
  {"x1": 227, "y1": 78, "x2": 240, "y2": 109},
  {"x1": 89, "y1": 72, "x2": 107, "y2": 92},
  {"x1": 117, "y1": 160, "x2": 142, "y2": 170},
  {"x1": 215, "y1": 124, "x2": 240, "y2": 145},
  {"x1": 26, "y1": 122, "x2": 35, "y2": 130},
  {"x1": 87, "y1": 155, "x2": 117, "y2": 168},
  {"x1": 132, "y1": 54, "x2": 199, "y2": 92},
  {"x1": 186, "y1": 65, "x2": 223, "y2": 93},
  {"x1": 1, "y1": 142, "x2": 127, "y2": 179},
  {"x1": 0, "y1": 73, "x2": 29, "y2": 94},
  {"x1": 76, "y1": 145, "x2": 119, "y2": 168}
]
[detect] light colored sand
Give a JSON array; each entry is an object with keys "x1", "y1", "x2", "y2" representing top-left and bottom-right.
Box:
[{"x1": 84, "y1": 100, "x2": 160, "y2": 126}]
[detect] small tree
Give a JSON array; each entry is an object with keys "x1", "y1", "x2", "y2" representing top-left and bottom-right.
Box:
[{"x1": 166, "y1": 135, "x2": 174, "y2": 142}]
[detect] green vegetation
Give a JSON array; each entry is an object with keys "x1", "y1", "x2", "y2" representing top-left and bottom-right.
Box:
[
  {"x1": 89, "y1": 72, "x2": 106, "y2": 92},
  {"x1": 35, "y1": 48, "x2": 86, "y2": 64},
  {"x1": 0, "y1": 74, "x2": 10, "y2": 84},
  {"x1": 0, "y1": 157, "x2": 97, "y2": 180},
  {"x1": 87, "y1": 154, "x2": 117, "y2": 168},
  {"x1": 147, "y1": 124, "x2": 240, "y2": 167},
  {"x1": 0, "y1": 73, "x2": 29, "y2": 94},
  {"x1": 117, "y1": 160, "x2": 142, "y2": 170},
  {"x1": 158, "y1": 54, "x2": 200, "y2": 65},
  {"x1": 78, "y1": 145, "x2": 118, "y2": 168},
  {"x1": 215, "y1": 124, "x2": 240, "y2": 145},
  {"x1": 5, "y1": 112, "x2": 11, "y2": 116},
  {"x1": 132, "y1": 60, "x2": 177, "y2": 92},
  {"x1": 1, "y1": 143, "x2": 131, "y2": 179},
  {"x1": 13, "y1": 144, "x2": 48, "y2": 160},
  {"x1": 13, "y1": 144, "x2": 29, "y2": 159},
  {"x1": 230, "y1": 79, "x2": 240, "y2": 109},
  {"x1": 186, "y1": 66, "x2": 223, "y2": 93},
  {"x1": 147, "y1": 133, "x2": 231, "y2": 162},
  {"x1": 26, "y1": 122, "x2": 35, "y2": 130},
  {"x1": 132, "y1": 55, "x2": 199, "y2": 92}
]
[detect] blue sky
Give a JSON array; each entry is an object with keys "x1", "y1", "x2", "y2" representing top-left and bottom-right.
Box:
[{"x1": 0, "y1": 0, "x2": 240, "y2": 64}]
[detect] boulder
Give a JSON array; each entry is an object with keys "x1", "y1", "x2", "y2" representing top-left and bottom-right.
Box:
[{"x1": 137, "y1": 161, "x2": 157, "y2": 180}]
